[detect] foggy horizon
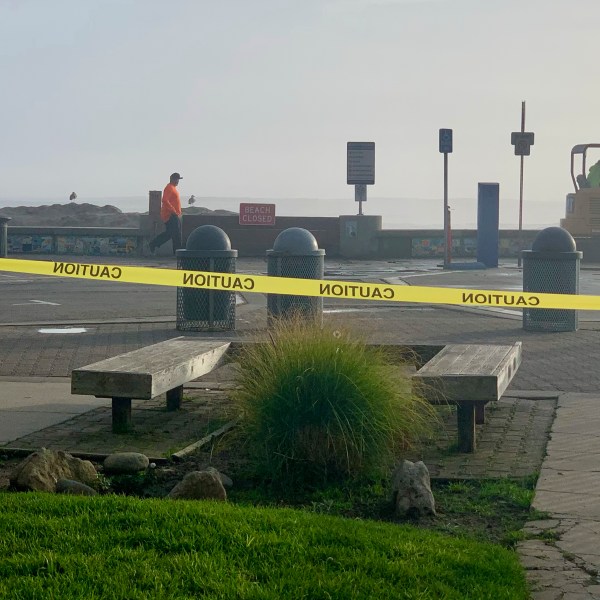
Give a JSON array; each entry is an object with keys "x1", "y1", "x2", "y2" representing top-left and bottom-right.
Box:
[
  {"x1": 1, "y1": 0, "x2": 599, "y2": 221},
  {"x1": 0, "y1": 193, "x2": 565, "y2": 230}
]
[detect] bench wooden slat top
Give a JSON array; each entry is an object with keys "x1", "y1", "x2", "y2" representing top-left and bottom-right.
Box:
[
  {"x1": 71, "y1": 338, "x2": 231, "y2": 400},
  {"x1": 412, "y1": 342, "x2": 522, "y2": 404}
]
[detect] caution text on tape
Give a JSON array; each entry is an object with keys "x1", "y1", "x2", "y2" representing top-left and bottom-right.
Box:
[{"x1": 0, "y1": 257, "x2": 596, "y2": 311}]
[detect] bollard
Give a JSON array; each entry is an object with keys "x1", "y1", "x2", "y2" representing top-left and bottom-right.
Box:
[
  {"x1": 267, "y1": 227, "x2": 325, "y2": 325},
  {"x1": 0, "y1": 217, "x2": 10, "y2": 258},
  {"x1": 477, "y1": 183, "x2": 499, "y2": 268},
  {"x1": 522, "y1": 227, "x2": 582, "y2": 332},
  {"x1": 176, "y1": 225, "x2": 237, "y2": 331}
]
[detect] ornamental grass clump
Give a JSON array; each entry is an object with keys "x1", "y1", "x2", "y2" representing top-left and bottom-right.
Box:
[{"x1": 233, "y1": 317, "x2": 438, "y2": 486}]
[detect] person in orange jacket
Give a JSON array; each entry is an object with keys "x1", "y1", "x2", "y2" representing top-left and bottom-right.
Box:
[{"x1": 149, "y1": 172, "x2": 183, "y2": 255}]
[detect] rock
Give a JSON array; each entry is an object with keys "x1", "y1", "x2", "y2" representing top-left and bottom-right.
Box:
[
  {"x1": 0, "y1": 203, "x2": 141, "y2": 228},
  {"x1": 205, "y1": 466, "x2": 233, "y2": 488},
  {"x1": 103, "y1": 452, "x2": 149, "y2": 474},
  {"x1": 10, "y1": 448, "x2": 98, "y2": 493},
  {"x1": 0, "y1": 202, "x2": 237, "y2": 228},
  {"x1": 56, "y1": 479, "x2": 98, "y2": 496},
  {"x1": 168, "y1": 470, "x2": 227, "y2": 501},
  {"x1": 391, "y1": 460, "x2": 436, "y2": 517}
]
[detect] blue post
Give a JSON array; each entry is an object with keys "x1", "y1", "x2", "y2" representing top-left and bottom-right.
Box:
[{"x1": 477, "y1": 183, "x2": 499, "y2": 268}]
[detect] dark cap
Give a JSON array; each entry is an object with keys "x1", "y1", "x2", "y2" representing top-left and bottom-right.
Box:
[{"x1": 170, "y1": 172, "x2": 183, "y2": 180}]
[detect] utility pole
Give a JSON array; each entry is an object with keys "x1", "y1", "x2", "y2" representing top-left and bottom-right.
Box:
[
  {"x1": 439, "y1": 129, "x2": 453, "y2": 267},
  {"x1": 511, "y1": 102, "x2": 535, "y2": 268}
]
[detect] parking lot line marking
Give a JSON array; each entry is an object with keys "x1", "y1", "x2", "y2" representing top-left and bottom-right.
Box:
[{"x1": 12, "y1": 300, "x2": 61, "y2": 306}]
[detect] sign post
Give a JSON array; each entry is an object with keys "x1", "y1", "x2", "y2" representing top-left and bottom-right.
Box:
[
  {"x1": 511, "y1": 101, "x2": 535, "y2": 267},
  {"x1": 439, "y1": 129, "x2": 453, "y2": 266},
  {"x1": 347, "y1": 142, "x2": 375, "y2": 216}
]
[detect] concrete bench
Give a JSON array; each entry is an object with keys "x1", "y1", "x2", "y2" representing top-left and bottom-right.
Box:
[
  {"x1": 71, "y1": 337, "x2": 231, "y2": 433},
  {"x1": 412, "y1": 342, "x2": 522, "y2": 453}
]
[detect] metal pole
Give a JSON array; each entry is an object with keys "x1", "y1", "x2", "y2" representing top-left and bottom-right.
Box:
[
  {"x1": 443, "y1": 152, "x2": 450, "y2": 266},
  {"x1": 517, "y1": 101, "x2": 525, "y2": 268},
  {"x1": 0, "y1": 217, "x2": 10, "y2": 258},
  {"x1": 447, "y1": 204, "x2": 452, "y2": 264},
  {"x1": 355, "y1": 184, "x2": 365, "y2": 216}
]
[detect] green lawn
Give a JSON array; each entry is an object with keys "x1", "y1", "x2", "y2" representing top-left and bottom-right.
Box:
[{"x1": 0, "y1": 492, "x2": 528, "y2": 599}]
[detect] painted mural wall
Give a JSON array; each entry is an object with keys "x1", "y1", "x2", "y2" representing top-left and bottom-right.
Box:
[
  {"x1": 411, "y1": 237, "x2": 478, "y2": 258},
  {"x1": 8, "y1": 235, "x2": 53, "y2": 254},
  {"x1": 8, "y1": 235, "x2": 138, "y2": 255},
  {"x1": 6, "y1": 227, "x2": 538, "y2": 259},
  {"x1": 410, "y1": 235, "x2": 533, "y2": 258}
]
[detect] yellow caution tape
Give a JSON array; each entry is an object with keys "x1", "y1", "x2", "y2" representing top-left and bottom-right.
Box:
[{"x1": 0, "y1": 257, "x2": 596, "y2": 310}]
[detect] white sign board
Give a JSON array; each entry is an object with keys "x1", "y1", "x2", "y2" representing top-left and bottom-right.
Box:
[{"x1": 347, "y1": 142, "x2": 375, "y2": 185}]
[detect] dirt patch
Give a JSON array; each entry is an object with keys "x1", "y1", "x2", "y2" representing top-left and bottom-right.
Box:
[{"x1": 0, "y1": 433, "x2": 244, "y2": 499}]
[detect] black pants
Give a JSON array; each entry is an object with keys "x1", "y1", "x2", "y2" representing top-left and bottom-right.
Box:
[{"x1": 150, "y1": 214, "x2": 182, "y2": 254}]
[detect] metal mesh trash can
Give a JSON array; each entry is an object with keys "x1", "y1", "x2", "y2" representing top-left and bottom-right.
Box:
[
  {"x1": 176, "y1": 225, "x2": 237, "y2": 331},
  {"x1": 267, "y1": 227, "x2": 325, "y2": 325},
  {"x1": 522, "y1": 227, "x2": 582, "y2": 332}
]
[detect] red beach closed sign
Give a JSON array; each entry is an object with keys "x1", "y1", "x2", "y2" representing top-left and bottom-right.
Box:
[{"x1": 239, "y1": 203, "x2": 276, "y2": 226}]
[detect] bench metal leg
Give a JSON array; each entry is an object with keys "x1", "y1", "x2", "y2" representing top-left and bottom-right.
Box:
[
  {"x1": 166, "y1": 385, "x2": 183, "y2": 411},
  {"x1": 457, "y1": 402, "x2": 476, "y2": 453},
  {"x1": 112, "y1": 397, "x2": 132, "y2": 433}
]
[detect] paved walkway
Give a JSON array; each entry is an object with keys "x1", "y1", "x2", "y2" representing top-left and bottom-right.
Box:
[
  {"x1": 2, "y1": 258, "x2": 600, "y2": 597},
  {"x1": 518, "y1": 393, "x2": 600, "y2": 599},
  {"x1": 0, "y1": 379, "x2": 107, "y2": 444}
]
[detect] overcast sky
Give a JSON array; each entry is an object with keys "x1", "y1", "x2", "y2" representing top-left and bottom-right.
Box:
[{"x1": 1, "y1": 0, "x2": 599, "y2": 225}]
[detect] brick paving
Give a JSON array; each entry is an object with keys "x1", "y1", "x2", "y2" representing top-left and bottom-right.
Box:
[
  {"x1": 327, "y1": 304, "x2": 600, "y2": 393},
  {"x1": 3, "y1": 303, "x2": 600, "y2": 392},
  {"x1": 0, "y1": 323, "x2": 180, "y2": 378},
  {"x1": 515, "y1": 392, "x2": 600, "y2": 598},
  {"x1": 406, "y1": 394, "x2": 557, "y2": 480}
]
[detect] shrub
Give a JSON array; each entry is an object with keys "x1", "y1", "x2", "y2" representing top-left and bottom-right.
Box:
[{"x1": 233, "y1": 317, "x2": 438, "y2": 487}]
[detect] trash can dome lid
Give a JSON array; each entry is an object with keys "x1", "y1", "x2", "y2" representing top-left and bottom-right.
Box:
[
  {"x1": 272, "y1": 227, "x2": 319, "y2": 253},
  {"x1": 531, "y1": 227, "x2": 576, "y2": 252},
  {"x1": 186, "y1": 225, "x2": 232, "y2": 251}
]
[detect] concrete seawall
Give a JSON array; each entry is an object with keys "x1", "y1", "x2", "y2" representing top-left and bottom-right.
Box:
[{"x1": 6, "y1": 218, "x2": 543, "y2": 260}]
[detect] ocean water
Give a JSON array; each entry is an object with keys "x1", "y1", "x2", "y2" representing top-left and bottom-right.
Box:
[{"x1": 0, "y1": 195, "x2": 565, "y2": 230}]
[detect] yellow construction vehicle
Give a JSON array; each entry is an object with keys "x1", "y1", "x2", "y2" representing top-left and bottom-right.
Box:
[{"x1": 561, "y1": 144, "x2": 600, "y2": 235}]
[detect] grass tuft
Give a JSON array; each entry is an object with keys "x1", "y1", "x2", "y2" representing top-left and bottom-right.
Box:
[{"x1": 233, "y1": 317, "x2": 439, "y2": 487}]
